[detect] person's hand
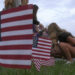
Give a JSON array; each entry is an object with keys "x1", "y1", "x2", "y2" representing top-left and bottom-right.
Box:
[
  {"x1": 42, "y1": 31, "x2": 48, "y2": 38},
  {"x1": 39, "y1": 23, "x2": 44, "y2": 28},
  {"x1": 39, "y1": 24, "x2": 44, "y2": 31}
]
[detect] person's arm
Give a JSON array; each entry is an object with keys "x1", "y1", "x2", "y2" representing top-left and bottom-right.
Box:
[
  {"x1": 66, "y1": 36, "x2": 75, "y2": 45},
  {"x1": 33, "y1": 19, "x2": 44, "y2": 29},
  {"x1": 35, "y1": 25, "x2": 40, "y2": 33},
  {"x1": 39, "y1": 23, "x2": 44, "y2": 29}
]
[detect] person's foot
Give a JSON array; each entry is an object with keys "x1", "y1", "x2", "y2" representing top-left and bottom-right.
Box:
[{"x1": 65, "y1": 61, "x2": 73, "y2": 64}]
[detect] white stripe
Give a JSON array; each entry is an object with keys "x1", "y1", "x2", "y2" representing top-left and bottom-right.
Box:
[
  {"x1": 0, "y1": 59, "x2": 31, "y2": 65},
  {"x1": 37, "y1": 45, "x2": 51, "y2": 49},
  {"x1": 32, "y1": 55, "x2": 50, "y2": 59},
  {"x1": 32, "y1": 48, "x2": 51, "y2": 52},
  {"x1": 0, "y1": 40, "x2": 33, "y2": 46},
  {"x1": 38, "y1": 38, "x2": 52, "y2": 43},
  {"x1": 1, "y1": 9, "x2": 33, "y2": 20},
  {"x1": 1, "y1": 19, "x2": 32, "y2": 28},
  {"x1": 0, "y1": 50, "x2": 32, "y2": 55},
  {"x1": 38, "y1": 41, "x2": 51, "y2": 46},
  {"x1": 1, "y1": 29, "x2": 33, "y2": 37},
  {"x1": 32, "y1": 51, "x2": 50, "y2": 55}
]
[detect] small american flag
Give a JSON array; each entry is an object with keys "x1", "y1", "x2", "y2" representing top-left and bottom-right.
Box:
[
  {"x1": 32, "y1": 37, "x2": 51, "y2": 60},
  {"x1": 0, "y1": 5, "x2": 33, "y2": 69},
  {"x1": 32, "y1": 37, "x2": 52, "y2": 71}
]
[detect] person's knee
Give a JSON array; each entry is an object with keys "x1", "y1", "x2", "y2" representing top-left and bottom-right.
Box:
[
  {"x1": 59, "y1": 42, "x2": 65, "y2": 47},
  {"x1": 51, "y1": 49, "x2": 56, "y2": 55},
  {"x1": 59, "y1": 42, "x2": 70, "y2": 52}
]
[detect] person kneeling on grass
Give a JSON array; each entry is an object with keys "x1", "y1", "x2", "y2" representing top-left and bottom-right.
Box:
[{"x1": 48, "y1": 22, "x2": 75, "y2": 64}]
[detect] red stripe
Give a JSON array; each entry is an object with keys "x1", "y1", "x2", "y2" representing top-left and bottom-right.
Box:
[
  {"x1": 39, "y1": 37, "x2": 52, "y2": 41},
  {"x1": 1, "y1": 35, "x2": 33, "y2": 41},
  {"x1": 1, "y1": 14, "x2": 33, "y2": 24},
  {"x1": 1, "y1": 4, "x2": 33, "y2": 15},
  {"x1": 38, "y1": 40, "x2": 52, "y2": 44},
  {"x1": 32, "y1": 53, "x2": 50, "y2": 57},
  {"x1": 37, "y1": 47, "x2": 51, "y2": 50},
  {"x1": 0, "y1": 45, "x2": 32, "y2": 50},
  {"x1": 0, "y1": 55, "x2": 31, "y2": 60},
  {"x1": 32, "y1": 50, "x2": 50, "y2": 54},
  {"x1": 1, "y1": 24, "x2": 32, "y2": 32},
  {"x1": 0, "y1": 63, "x2": 31, "y2": 69},
  {"x1": 38, "y1": 43, "x2": 51, "y2": 47}
]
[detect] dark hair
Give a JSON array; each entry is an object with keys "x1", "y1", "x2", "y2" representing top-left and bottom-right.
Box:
[{"x1": 33, "y1": 4, "x2": 39, "y2": 20}]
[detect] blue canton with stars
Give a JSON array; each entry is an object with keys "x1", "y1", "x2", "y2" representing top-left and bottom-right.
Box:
[{"x1": 32, "y1": 36, "x2": 38, "y2": 48}]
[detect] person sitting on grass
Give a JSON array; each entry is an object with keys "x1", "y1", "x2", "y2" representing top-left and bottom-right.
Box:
[{"x1": 48, "y1": 22, "x2": 75, "y2": 64}]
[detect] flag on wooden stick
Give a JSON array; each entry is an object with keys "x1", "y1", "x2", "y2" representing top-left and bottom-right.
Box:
[
  {"x1": 0, "y1": 4, "x2": 33, "y2": 69},
  {"x1": 32, "y1": 37, "x2": 52, "y2": 71}
]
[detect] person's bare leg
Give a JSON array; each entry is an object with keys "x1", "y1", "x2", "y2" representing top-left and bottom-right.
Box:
[
  {"x1": 51, "y1": 47, "x2": 66, "y2": 58},
  {"x1": 65, "y1": 44, "x2": 75, "y2": 57},
  {"x1": 59, "y1": 42, "x2": 72, "y2": 62}
]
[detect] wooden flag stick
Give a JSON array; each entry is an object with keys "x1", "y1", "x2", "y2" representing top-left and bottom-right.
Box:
[{"x1": 17, "y1": 69, "x2": 19, "y2": 75}]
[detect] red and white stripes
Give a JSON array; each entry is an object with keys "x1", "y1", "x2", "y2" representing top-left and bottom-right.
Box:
[
  {"x1": 32, "y1": 37, "x2": 52, "y2": 60},
  {"x1": 0, "y1": 4, "x2": 33, "y2": 69}
]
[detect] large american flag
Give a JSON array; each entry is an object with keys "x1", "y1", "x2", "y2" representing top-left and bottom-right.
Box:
[
  {"x1": 0, "y1": 4, "x2": 33, "y2": 69},
  {"x1": 32, "y1": 36, "x2": 52, "y2": 71}
]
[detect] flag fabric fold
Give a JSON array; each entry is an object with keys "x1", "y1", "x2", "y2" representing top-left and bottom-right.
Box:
[
  {"x1": 33, "y1": 59, "x2": 41, "y2": 71},
  {"x1": 41, "y1": 57, "x2": 55, "y2": 66}
]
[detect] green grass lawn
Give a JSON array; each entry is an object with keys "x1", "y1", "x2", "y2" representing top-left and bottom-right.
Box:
[{"x1": 0, "y1": 61, "x2": 75, "y2": 75}]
